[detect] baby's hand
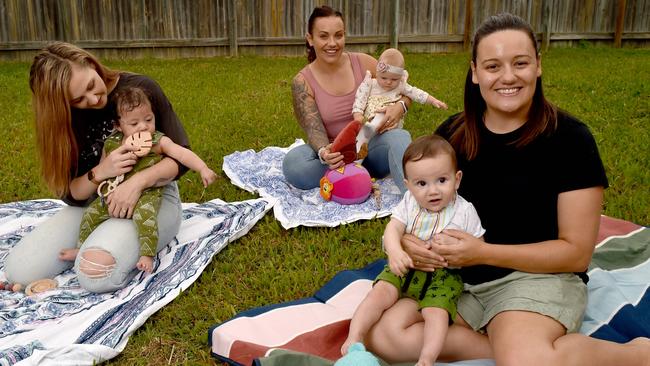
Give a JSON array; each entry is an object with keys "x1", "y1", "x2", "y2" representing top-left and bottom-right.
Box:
[
  {"x1": 388, "y1": 250, "x2": 414, "y2": 277},
  {"x1": 200, "y1": 167, "x2": 217, "y2": 187},
  {"x1": 136, "y1": 256, "x2": 154, "y2": 273},
  {"x1": 428, "y1": 96, "x2": 448, "y2": 110}
]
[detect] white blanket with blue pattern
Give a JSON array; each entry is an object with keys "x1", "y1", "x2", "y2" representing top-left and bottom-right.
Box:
[
  {"x1": 0, "y1": 198, "x2": 271, "y2": 365},
  {"x1": 222, "y1": 139, "x2": 403, "y2": 229}
]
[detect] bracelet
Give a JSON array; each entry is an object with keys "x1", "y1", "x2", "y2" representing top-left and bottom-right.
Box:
[
  {"x1": 87, "y1": 168, "x2": 101, "y2": 185},
  {"x1": 398, "y1": 100, "x2": 408, "y2": 114},
  {"x1": 317, "y1": 146, "x2": 327, "y2": 165}
]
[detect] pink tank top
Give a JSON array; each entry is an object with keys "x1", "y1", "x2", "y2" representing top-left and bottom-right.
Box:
[{"x1": 300, "y1": 52, "x2": 365, "y2": 140}]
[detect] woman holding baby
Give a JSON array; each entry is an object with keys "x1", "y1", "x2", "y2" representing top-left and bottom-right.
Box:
[
  {"x1": 282, "y1": 5, "x2": 412, "y2": 194},
  {"x1": 5, "y1": 42, "x2": 189, "y2": 293}
]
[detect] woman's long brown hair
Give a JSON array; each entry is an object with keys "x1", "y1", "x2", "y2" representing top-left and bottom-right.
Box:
[{"x1": 29, "y1": 42, "x2": 119, "y2": 197}]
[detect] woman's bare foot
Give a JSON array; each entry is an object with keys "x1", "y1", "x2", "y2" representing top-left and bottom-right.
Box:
[
  {"x1": 1, "y1": 281, "x2": 22, "y2": 292},
  {"x1": 59, "y1": 248, "x2": 79, "y2": 261}
]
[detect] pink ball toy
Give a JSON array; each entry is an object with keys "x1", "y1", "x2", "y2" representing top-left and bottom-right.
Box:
[{"x1": 320, "y1": 163, "x2": 372, "y2": 205}]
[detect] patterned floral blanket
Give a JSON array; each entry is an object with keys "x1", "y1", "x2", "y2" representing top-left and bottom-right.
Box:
[
  {"x1": 222, "y1": 139, "x2": 403, "y2": 229},
  {"x1": 0, "y1": 198, "x2": 271, "y2": 365}
]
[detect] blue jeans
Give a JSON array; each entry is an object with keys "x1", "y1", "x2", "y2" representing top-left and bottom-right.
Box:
[
  {"x1": 4, "y1": 182, "x2": 182, "y2": 293},
  {"x1": 282, "y1": 129, "x2": 411, "y2": 193}
]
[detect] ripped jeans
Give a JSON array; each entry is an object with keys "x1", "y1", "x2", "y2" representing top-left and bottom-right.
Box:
[{"x1": 4, "y1": 182, "x2": 182, "y2": 293}]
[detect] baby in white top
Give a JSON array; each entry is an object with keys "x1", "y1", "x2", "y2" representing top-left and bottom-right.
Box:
[{"x1": 352, "y1": 48, "x2": 447, "y2": 159}]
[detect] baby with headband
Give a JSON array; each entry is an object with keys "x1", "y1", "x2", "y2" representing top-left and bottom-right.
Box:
[{"x1": 352, "y1": 48, "x2": 447, "y2": 160}]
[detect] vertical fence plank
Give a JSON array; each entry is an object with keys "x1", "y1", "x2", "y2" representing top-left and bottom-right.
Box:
[
  {"x1": 615, "y1": 0, "x2": 626, "y2": 47},
  {"x1": 390, "y1": 0, "x2": 399, "y2": 48},
  {"x1": 543, "y1": 0, "x2": 551, "y2": 51},
  {"x1": 227, "y1": 0, "x2": 238, "y2": 56},
  {"x1": 463, "y1": 0, "x2": 473, "y2": 50}
]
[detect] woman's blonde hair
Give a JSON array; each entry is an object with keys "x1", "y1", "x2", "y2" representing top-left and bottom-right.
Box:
[{"x1": 29, "y1": 42, "x2": 119, "y2": 197}]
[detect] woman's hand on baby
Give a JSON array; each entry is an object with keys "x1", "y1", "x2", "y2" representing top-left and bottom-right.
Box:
[
  {"x1": 388, "y1": 249, "x2": 413, "y2": 277},
  {"x1": 402, "y1": 233, "x2": 447, "y2": 271},
  {"x1": 375, "y1": 103, "x2": 404, "y2": 134},
  {"x1": 200, "y1": 167, "x2": 217, "y2": 187},
  {"x1": 320, "y1": 144, "x2": 345, "y2": 169},
  {"x1": 106, "y1": 176, "x2": 144, "y2": 219},
  {"x1": 101, "y1": 144, "x2": 138, "y2": 179},
  {"x1": 431, "y1": 229, "x2": 486, "y2": 267}
]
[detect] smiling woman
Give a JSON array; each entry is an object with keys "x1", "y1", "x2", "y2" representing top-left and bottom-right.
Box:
[
  {"x1": 281, "y1": 5, "x2": 412, "y2": 193},
  {"x1": 471, "y1": 30, "x2": 541, "y2": 132},
  {"x1": 68, "y1": 63, "x2": 109, "y2": 109},
  {"x1": 4, "y1": 42, "x2": 191, "y2": 294},
  {"x1": 365, "y1": 13, "x2": 650, "y2": 366}
]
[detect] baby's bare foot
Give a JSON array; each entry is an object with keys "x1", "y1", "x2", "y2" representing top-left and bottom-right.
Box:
[
  {"x1": 58, "y1": 248, "x2": 79, "y2": 261},
  {"x1": 136, "y1": 256, "x2": 154, "y2": 273},
  {"x1": 340, "y1": 337, "x2": 359, "y2": 356}
]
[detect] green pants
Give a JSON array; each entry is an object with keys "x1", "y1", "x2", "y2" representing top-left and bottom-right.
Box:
[
  {"x1": 375, "y1": 265, "x2": 463, "y2": 319},
  {"x1": 78, "y1": 187, "x2": 163, "y2": 257}
]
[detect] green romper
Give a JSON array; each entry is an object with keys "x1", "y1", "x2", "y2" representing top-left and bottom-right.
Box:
[
  {"x1": 78, "y1": 131, "x2": 165, "y2": 257},
  {"x1": 375, "y1": 195, "x2": 465, "y2": 320}
]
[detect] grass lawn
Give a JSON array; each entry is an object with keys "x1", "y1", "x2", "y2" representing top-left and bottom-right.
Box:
[{"x1": 0, "y1": 47, "x2": 648, "y2": 365}]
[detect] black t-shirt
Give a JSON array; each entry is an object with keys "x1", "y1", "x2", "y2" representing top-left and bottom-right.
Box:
[
  {"x1": 64, "y1": 73, "x2": 190, "y2": 206},
  {"x1": 436, "y1": 112, "x2": 608, "y2": 285}
]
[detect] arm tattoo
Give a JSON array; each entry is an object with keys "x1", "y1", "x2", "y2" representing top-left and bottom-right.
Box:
[{"x1": 292, "y1": 75, "x2": 329, "y2": 150}]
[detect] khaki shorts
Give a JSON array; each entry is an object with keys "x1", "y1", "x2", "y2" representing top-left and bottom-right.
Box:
[{"x1": 457, "y1": 271, "x2": 587, "y2": 333}]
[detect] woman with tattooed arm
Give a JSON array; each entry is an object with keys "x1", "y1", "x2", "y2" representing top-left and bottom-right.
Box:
[{"x1": 282, "y1": 5, "x2": 412, "y2": 193}]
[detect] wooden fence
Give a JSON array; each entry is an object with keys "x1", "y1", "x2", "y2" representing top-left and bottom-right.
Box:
[{"x1": 1, "y1": 0, "x2": 648, "y2": 60}]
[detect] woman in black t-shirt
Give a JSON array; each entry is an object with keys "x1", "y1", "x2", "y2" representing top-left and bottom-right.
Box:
[
  {"x1": 5, "y1": 42, "x2": 189, "y2": 293},
  {"x1": 366, "y1": 13, "x2": 649, "y2": 365}
]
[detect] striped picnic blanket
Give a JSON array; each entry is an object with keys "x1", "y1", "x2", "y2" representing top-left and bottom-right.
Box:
[{"x1": 209, "y1": 215, "x2": 650, "y2": 366}]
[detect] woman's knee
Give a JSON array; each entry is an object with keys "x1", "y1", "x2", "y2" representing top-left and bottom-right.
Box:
[
  {"x1": 77, "y1": 248, "x2": 116, "y2": 279},
  {"x1": 282, "y1": 147, "x2": 324, "y2": 189},
  {"x1": 75, "y1": 247, "x2": 134, "y2": 293}
]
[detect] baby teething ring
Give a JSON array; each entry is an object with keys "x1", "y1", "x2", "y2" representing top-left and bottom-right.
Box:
[
  {"x1": 25, "y1": 279, "x2": 58, "y2": 295},
  {"x1": 124, "y1": 131, "x2": 153, "y2": 157}
]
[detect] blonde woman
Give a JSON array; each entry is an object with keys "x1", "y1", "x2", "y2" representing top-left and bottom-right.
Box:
[{"x1": 5, "y1": 42, "x2": 189, "y2": 293}]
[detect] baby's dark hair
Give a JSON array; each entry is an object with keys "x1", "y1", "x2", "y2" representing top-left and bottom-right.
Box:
[
  {"x1": 402, "y1": 135, "x2": 458, "y2": 179},
  {"x1": 112, "y1": 86, "x2": 152, "y2": 119}
]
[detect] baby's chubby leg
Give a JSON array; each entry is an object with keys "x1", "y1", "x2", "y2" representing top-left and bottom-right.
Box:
[
  {"x1": 356, "y1": 113, "x2": 384, "y2": 159},
  {"x1": 341, "y1": 280, "x2": 399, "y2": 355},
  {"x1": 417, "y1": 307, "x2": 450, "y2": 366}
]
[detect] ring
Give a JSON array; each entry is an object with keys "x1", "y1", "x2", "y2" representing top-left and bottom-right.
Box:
[{"x1": 415, "y1": 260, "x2": 419, "y2": 265}]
